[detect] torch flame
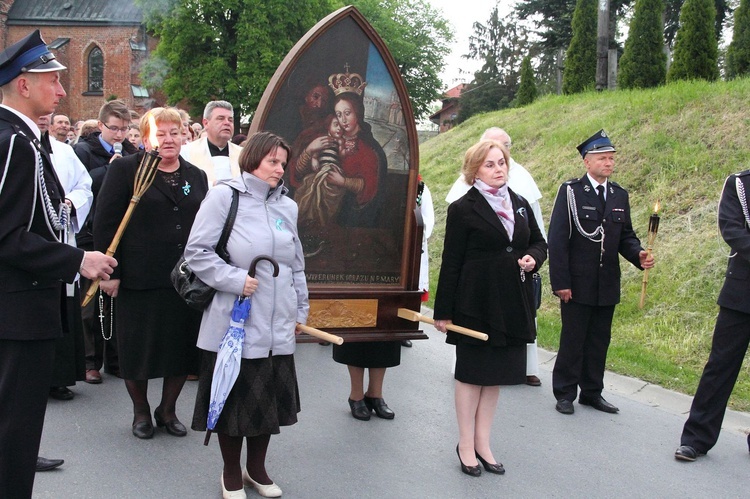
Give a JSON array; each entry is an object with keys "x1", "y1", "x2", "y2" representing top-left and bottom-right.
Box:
[
  {"x1": 653, "y1": 201, "x2": 660, "y2": 213},
  {"x1": 148, "y1": 113, "x2": 159, "y2": 151}
]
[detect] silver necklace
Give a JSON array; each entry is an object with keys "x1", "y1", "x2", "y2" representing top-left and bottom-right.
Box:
[{"x1": 98, "y1": 290, "x2": 114, "y2": 341}]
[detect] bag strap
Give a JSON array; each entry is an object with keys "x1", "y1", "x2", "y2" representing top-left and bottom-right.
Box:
[{"x1": 215, "y1": 188, "x2": 239, "y2": 262}]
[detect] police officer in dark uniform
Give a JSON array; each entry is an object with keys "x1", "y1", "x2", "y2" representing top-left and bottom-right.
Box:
[
  {"x1": 675, "y1": 171, "x2": 750, "y2": 461},
  {"x1": 548, "y1": 130, "x2": 654, "y2": 415},
  {"x1": 0, "y1": 30, "x2": 116, "y2": 498}
]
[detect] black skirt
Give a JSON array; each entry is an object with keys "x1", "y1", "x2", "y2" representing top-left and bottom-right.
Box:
[
  {"x1": 192, "y1": 350, "x2": 300, "y2": 437},
  {"x1": 454, "y1": 343, "x2": 526, "y2": 386},
  {"x1": 115, "y1": 287, "x2": 201, "y2": 380},
  {"x1": 332, "y1": 341, "x2": 401, "y2": 368}
]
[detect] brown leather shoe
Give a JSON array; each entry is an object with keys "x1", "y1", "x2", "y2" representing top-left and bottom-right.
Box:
[
  {"x1": 85, "y1": 369, "x2": 102, "y2": 384},
  {"x1": 526, "y1": 375, "x2": 542, "y2": 387}
]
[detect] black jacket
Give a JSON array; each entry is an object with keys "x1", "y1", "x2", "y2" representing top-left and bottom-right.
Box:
[
  {"x1": 0, "y1": 107, "x2": 82, "y2": 340},
  {"x1": 73, "y1": 131, "x2": 138, "y2": 172},
  {"x1": 548, "y1": 175, "x2": 644, "y2": 306},
  {"x1": 717, "y1": 171, "x2": 750, "y2": 314},
  {"x1": 434, "y1": 187, "x2": 547, "y2": 347},
  {"x1": 73, "y1": 132, "x2": 138, "y2": 249},
  {"x1": 93, "y1": 153, "x2": 208, "y2": 289}
]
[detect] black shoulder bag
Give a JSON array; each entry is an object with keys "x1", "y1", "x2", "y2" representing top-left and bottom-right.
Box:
[{"x1": 171, "y1": 188, "x2": 239, "y2": 310}]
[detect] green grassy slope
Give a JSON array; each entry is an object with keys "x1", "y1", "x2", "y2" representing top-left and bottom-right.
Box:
[{"x1": 419, "y1": 78, "x2": 750, "y2": 410}]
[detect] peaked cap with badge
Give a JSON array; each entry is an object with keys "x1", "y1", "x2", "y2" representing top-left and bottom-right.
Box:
[
  {"x1": 576, "y1": 129, "x2": 616, "y2": 158},
  {"x1": 0, "y1": 29, "x2": 66, "y2": 86}
]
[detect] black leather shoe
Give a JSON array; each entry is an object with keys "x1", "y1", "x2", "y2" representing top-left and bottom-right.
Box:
[
  {"x1": 579, "y1": 395, "x2": 619, "y2": 414},
  {"x1": 36, "y1": 457, "x2": 64, "y2": 472},
  {"x1": 476, "y1": 452, "x2": 505, "y2": 474},
  {"x1": 401, "y1": 339, "x2": 413, "y2": 347},
  {"x1": 132, "y1": 420, "x2": 154, "y2": 439},
  {"x1": 49, "y1": 386, "x2": 74, "y2": 400},
  {"x1": 364, "y1": 395, "x2": 395, "y2": 419},
  {"x1": 456, "y1": 445, "x2": 481, "y2": 477},
  {"x1": 674, "y1": 445, "x2": 703, "y2": 462},
  {"x1": 154, "y1": 409, "x2": 187, "y2": 436},
  {"x1": 555, "y1": 399, "x2": 574, "y2": 414},
  {"x1": 348, "y1": 398, "x2": 371, "y2": 421}
]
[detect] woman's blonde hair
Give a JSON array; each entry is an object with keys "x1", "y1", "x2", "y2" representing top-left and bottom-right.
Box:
[
  {"x1": 461, "y1": 139, "x2": 510, "y2": 185},
  {"x1": 139, "y1": 107, "x2": 183, "y2": 145}
]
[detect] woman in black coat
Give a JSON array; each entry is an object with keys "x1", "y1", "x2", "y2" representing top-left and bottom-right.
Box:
[
  {"x1": 434, "y1": 139, "x2": 547, "y2": 477},
  {"x1": 94, "y1": 108, "x2": 208, "y2": 439}
]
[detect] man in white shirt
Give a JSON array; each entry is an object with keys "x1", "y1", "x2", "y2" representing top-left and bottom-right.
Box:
[
  {"x1": 50, "y1": 113, "x2": 70, "y2": 143},
  {"x1": 180, "y1": 100, "x2": 242, "y2": 185},
  {"x1": 446, "y1": 127, "x2": 545, "y2": 386}
]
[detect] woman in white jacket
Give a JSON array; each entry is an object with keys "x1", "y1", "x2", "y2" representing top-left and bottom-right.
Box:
[{"x1": 186, "y1": 132, "x2": 309, "y2": 499}]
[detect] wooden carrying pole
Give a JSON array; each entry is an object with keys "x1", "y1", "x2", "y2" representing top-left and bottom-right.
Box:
[
  {"x1": 81, "y1": 150, "x2": 161, "y2": 307},
  {"x1": 397, "y1": 308, "x2": 488, "y2": 341},
  {"x1": 296, "y1": 323, "x2": 344, "y2": 345}
]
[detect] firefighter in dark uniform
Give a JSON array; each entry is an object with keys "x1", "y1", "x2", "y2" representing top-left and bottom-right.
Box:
[
  {"x1": 548, "y1": 130, "x2": 654, "y2": 415},
  {"x1": 0, "y1": 30, "x2": 116, "y2": 498},
  {"x1": 675, "y1": 171, "x2": 750, "y2": 461}
]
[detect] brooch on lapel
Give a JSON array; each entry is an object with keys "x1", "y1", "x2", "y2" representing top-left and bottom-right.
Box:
[
  {"x1": 609, "y1": 186, "x2": 614, "y2": 194},
  {"x1": 516, "y1": 207, "x2": 526, "y2": 218},
  {"x1": 583, "y1": 185, "x2": 591, "y2": 192},
  {"x1": 182, "y1": 181, "x2": 191, "y2": 196}
]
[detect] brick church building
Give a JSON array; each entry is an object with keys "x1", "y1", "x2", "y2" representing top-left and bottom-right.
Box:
[{"x1": 1, "y1": 0, "x2": 155, "y2": 122}]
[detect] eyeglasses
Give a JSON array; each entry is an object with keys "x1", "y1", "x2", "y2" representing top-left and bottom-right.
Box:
[{"x1": 102, "y1": 123, "x2": 129, "y2": 133}]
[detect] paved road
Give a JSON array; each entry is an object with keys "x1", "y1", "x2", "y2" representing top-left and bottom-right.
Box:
[{"x1": 34, "y1": 318, "x2": 750, "y2": 498}]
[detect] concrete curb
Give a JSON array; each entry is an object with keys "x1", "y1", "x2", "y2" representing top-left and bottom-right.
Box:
[{"x1": 537, "y1": 347, "x2": 750, "y2": 436}]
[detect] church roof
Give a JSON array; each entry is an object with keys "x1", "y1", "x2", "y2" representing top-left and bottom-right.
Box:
[{"x1": 8, "y1": 0, "x2": 143, "y2": 26}]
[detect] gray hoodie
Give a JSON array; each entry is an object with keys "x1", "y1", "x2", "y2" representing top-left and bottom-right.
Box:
[{"x1": 184, "y1": 172, "x2": 309, "y2": 358}]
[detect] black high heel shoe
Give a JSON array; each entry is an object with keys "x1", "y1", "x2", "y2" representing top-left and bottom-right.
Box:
[
  {"x1": 154, "y1": 408, "x2": 187, "y2": 436},
  {"x1": 475, "y1": 452, "x2": 505, "y2": 475},
  {"x1": 348, "y1": 398, "x2": 371, "y2": 421},
  {"x1": 456, "y1": 445, "x2": 481, "y2": 477},
  {"x1": 364, "y1": 396, "x2": 395, "y2": 419}
]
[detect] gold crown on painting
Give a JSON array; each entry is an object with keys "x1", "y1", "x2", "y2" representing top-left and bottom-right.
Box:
[{"x1": 328, "y1": 63, "x2": 367, "y2": 96}]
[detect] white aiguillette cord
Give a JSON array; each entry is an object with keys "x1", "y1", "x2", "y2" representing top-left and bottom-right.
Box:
[
  {"x1": 567, "y1": 185, "x2": 606, "y2": 262},
  {"x1": 98, "y1": 290, "x2": 115, "y2": 340}
]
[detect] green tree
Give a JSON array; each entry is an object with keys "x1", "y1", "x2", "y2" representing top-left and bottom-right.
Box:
[
  {"x1": 348, "y1": 0, "x2": 454, "y2": 120},
  {"x1": 138, "y1": 0, "x2": 334, "y2": 122},
  {"x1": 619, "y1": 0, "x2": 667, "y2": 89},
  {"x1": 458, "y1": 8, "x2": 531, "y2": 121},
  {"x1": 562, "y1": 0, "x2": 597, "y2": 94},
  {"x1": 515, "y1": 0, "x2": 577, "y2": 51},
  {"x1": 516, "y1": 55, "x2": 538, "y2": 105},
  {"x1": 726, "y1": 0, "x2": 750, "y2": 78},
  {"x1": 667, "y1": 0, "x2": 720, "y2": 82},
  {"x1": 664, "y1": 0, "x2": 732, "y2": 47}
]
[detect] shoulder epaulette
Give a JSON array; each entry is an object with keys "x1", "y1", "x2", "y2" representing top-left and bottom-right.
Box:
[
  {"x1": 733, "y1": 170, "x2": 750, "y2": 178},
  {"x1": 563, "y1": 178, "x2": 580, "y2": 185}
]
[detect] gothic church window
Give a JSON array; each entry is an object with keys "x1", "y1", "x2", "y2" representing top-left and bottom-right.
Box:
[{"x1": 88, "y1": 47, "x2": 103, "y2": 93}]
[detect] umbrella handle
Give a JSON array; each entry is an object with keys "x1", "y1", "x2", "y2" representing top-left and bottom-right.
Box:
[{"x1": 249, "y1": 255, "x2": 279, "y2": 278}]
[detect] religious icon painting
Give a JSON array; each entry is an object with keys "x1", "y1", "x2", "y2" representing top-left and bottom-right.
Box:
[{"x1": 250, "y1": 6, "x2": 423, "y2": 338}]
